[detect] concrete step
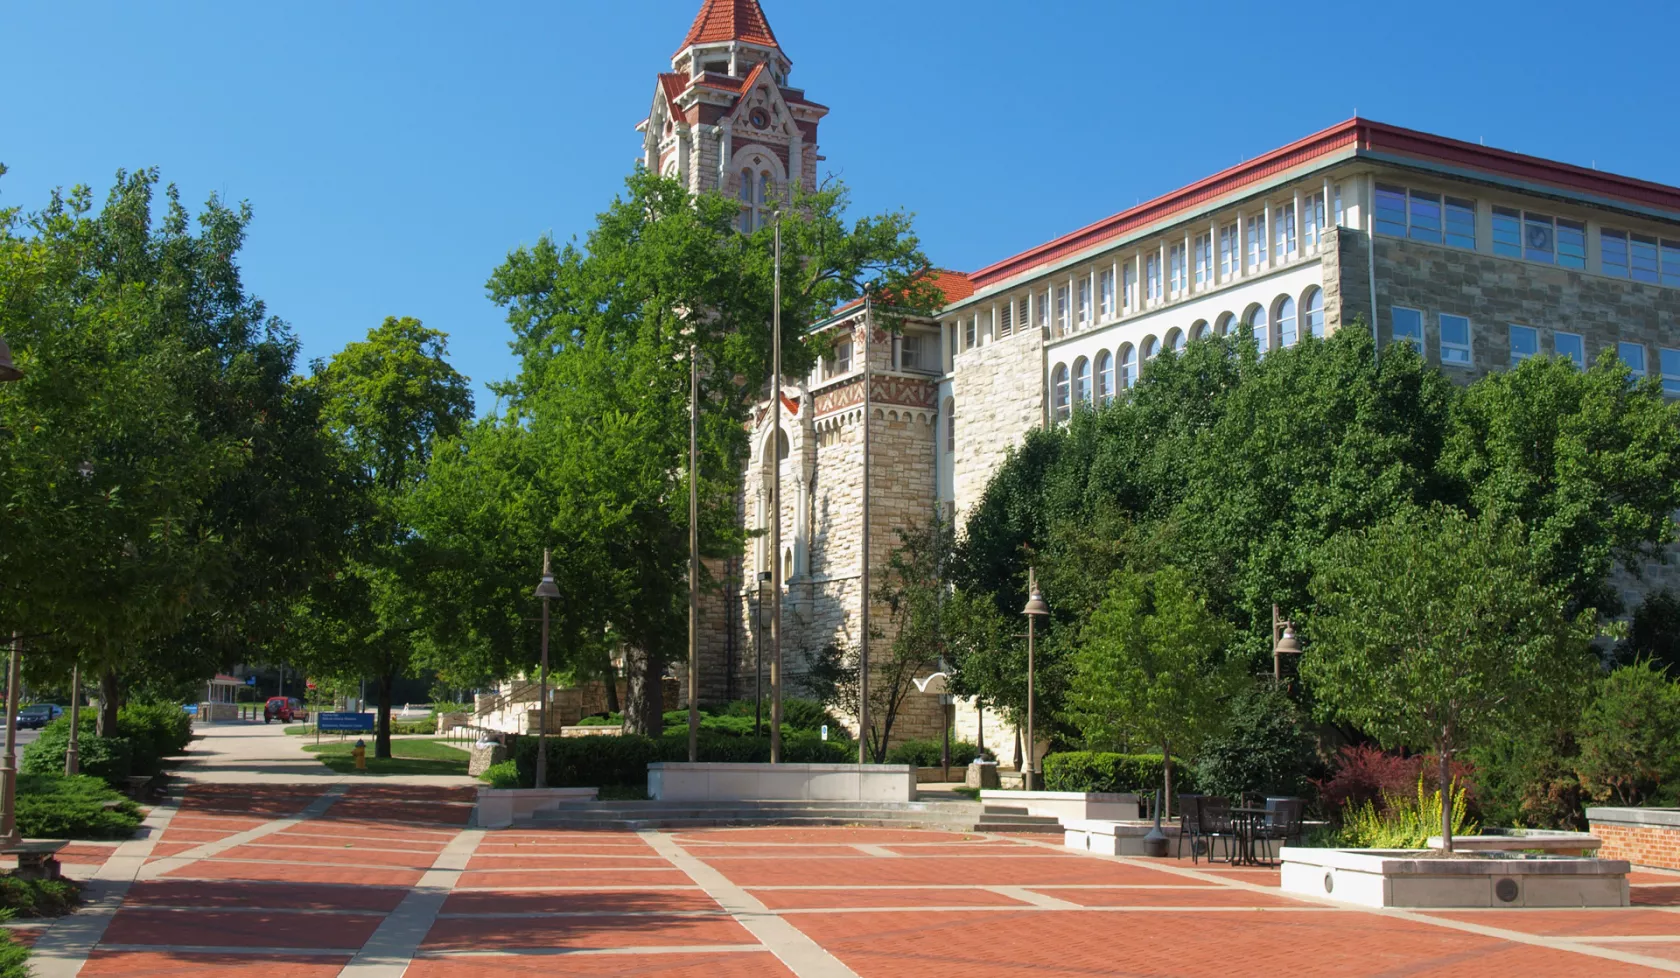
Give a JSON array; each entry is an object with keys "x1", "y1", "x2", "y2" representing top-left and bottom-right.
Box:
[{"x1": 520, "y1": 796, "x2": 1030, "y2": 832}]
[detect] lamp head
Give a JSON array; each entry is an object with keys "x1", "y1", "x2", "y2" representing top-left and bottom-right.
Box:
[
  {"x1": 0, "y1": 337, "x2": 22, "y2": 383},
  {"x1": 1022, "y1": 588, "x2": 1049, "y2": 618},
  {"x1": 534, "y1": 549, "x2": 561, "y2": 600},
  {"x1": 1274, "y1": 623, "x2": 1302, "y2": 656}
]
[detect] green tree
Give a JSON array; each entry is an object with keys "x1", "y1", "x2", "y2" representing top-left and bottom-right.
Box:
[
  {"x1": 1305, "y1": 505, "x2": 1595, "y2": 850},
  {"x1": 1576, "y1": 661, "x2": 1680, "y2": 807},
  {"x1": 1195, "y1": 681, "x2": 1320, "y2": 801},
  {"x1": 285, "y1": 317, "x2": 472, "y2": 758},
  {"x1": 1615, "y1": 589, "x2": 1680, "y2": 673},
  {"x1": 1064, "y1": 566, "x2": 1239, "y2": 812}
]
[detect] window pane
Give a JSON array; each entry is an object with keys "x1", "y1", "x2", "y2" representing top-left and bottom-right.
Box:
[
  {"x1": 1602, "y1": 230, "x2": 1630, "y2": 278},
  {"x1": 1632, "y1": 235, "x2": 1660, "y2": 283},
  {"x1": 1074, "y1": 359, "x2": 1090, "y2": 403},
  {"x1": 1620, "y1": 341, "x2": 1647, "y2": 375},
  {"x1": 1554, "y1": 331, "x2": 1584, "y2": 369},
  {"x1": 1445, "y1": 198, "x2": 1476, "y2": 250},
  {"x1": 1440, "y1": 314, "x2": 1471, "y2": 365},
  {"x1": 1664, "y1": 241, "x2": 1680, "y2": 288},
  {"x1": 1492, "y1": 207, "x2": 1522, "y2": 257},
  {"x1": 1408, "y1": 191, "x2": 1442, "y2": 244},
  {"x1": 1121, "y1": 347, "x2": 1137, "y2": 387},
  {"x1": 1276, "y1": 202, "x2": 1296, "y2": 256},
  {"x1": 1524, "y1": 213, "x2": 1555, "y2": 263},
  {"x1": 1247, "y1": 307, "x2": 1267, "y2": 354},
  {"x1": 1098, "y1": 352, "x2": 1114, "y2": 404},
  {"x1": 1662, "y1": 348, "x2": 1680, "y2": 396},
  {"x1": 1278, "y1": 297, "x2": 1297, "y2": 347},
  {"x1": 1509, "y1": 324, "x2": 1539, "y2": 361},
  {"x1": 1557, "y1": 219, "x2": 1585, "y2": 269},
  {"x1": 1375, "y1": 184, "x2": 1407, "y2": 237},
  {"x1": 1391, "y1": 307, "x2": 1423, "y2": 353},
  {"x1": 1305, "y1": 288, "x2": 1325, "y2": 338}
]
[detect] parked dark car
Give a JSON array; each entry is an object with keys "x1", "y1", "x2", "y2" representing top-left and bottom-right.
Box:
[
  {"x1": 16, "y1": 704, "x2": 63, "y2": 729},
  {"x1": 263, "y1": 696, "x2": 308, "y2": 724}
]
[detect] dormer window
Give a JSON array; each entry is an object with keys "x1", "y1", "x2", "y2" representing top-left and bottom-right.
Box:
[{"x1": 704, "y1": 60, "x2": 729, "y2": 74}]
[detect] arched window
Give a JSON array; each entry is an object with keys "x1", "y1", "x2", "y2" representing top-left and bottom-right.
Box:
[
  {"x1": 1120, "y1": 345, "x2": 1138, "y2": 388},
  {"x1": 1215, "y1": 312, "x2": 1235, "y2": 337},
  {"x1": 944, "y1": 397, "x2": 955, "y2": 453},
  {"x1": 739, "y1": 168, "x2": 755, "y2": 233},
  {"x1": 1165, "y1": 328, "x2": 1185, "y2": 354},
  {"x1": 1073, "y1": 357, "x2": 1091, "y2": 405},
  {"x1": 1142, "y1": 336, "x2": 1159, "y2": 361},
  {"x1": 759, "y1": 171, "x2": 772, "y2": 213},
  {"x1": 1096, "y1": 350, "x2": 1114, "y2": 405},
  {"x1": 1190, "y1": 320, "x2": 1209, "y2": 342},
  {"x1": 1303, "y1": 286, "x2": 1325, "y2": 338},
  {"x1": 1277, "y1": 295, "x2": 1298, "y2": 348},
  {"x1": 1245, "y1": 305, "x2": 1268, "y2": 354},
  {"x1": 1052, "y1": 364, "x2": 1071, "y2": 422}
]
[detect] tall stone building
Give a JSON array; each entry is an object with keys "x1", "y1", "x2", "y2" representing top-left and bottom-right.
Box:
[{"x1": 652, "y1": 1, "x2": 1680, "y2": 749}]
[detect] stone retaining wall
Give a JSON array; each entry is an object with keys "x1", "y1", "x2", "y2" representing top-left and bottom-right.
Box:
[{"x1": 1587, "y1": 807, "x2": 1680, "y2": 870}]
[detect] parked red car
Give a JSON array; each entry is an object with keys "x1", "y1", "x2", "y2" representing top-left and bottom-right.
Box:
[{"x1": 263, "y1": 696, "x2": 308, "y2": 723}]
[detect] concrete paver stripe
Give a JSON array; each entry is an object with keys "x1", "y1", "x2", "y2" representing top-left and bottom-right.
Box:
[
  {"x1": 97, "y1": 943, "x2": 353, "y2": 957},
  {"x1": 137, "y1": 785, "x2": 347, "y2": 881},
  {"x1": 641, "y1": 830, "x2": 859, "y2": 978},
  {"x1": 418, "y1": 944, "x2": 771, "y2": 958},
  {"x1": 335, "y1": 826, "x2": 484, "y2": 978}
]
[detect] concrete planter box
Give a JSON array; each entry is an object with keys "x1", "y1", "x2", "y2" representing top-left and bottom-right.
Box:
[
  {"x1": 1426, "y1": 829, "x2": 1601, "y2": 855},
  {"x1": 1280, "y1": 847, "x2": 1630, "y2": 909},
  {"x1": 476, "y1": 787, "x2": 599, "y2": 829},
  {"x1": 1064, "y1": 818, "x2": 1178, "y2": 855},
  {"x1": 980, "y1": 790, "x2": 1140, "y2": 824},
  {"x1": 647, "y1": 762, "x2": 917, "y2": 802}
]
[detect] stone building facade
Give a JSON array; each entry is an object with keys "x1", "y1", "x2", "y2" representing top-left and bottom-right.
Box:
[{"x1": 652, "y1": 1, "x2": 1680, "y2": 751}]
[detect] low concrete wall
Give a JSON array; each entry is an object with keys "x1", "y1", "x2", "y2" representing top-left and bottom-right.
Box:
[
  {"x1": 475, "y1": 787, "x2": 598, "y2": 829},
  {"x1": 981, "y1": 790, "x2": 1140, "y2": 823},
  {"x1": 1280, "y1": 847, "x2": 1630, "y2": 909},
  {"x1": 1588, "y1": 807, "x2": 1680, "y2": 870},
  {"x1": 1064, "y1": 819, "x2": 1179, "y2": 856},
  {"x1": 648, "y1": 763, "x2": 917, "y2": 802}
]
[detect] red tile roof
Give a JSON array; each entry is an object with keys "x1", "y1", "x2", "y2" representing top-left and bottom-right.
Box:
[
  {"x1": 658, "y1": 72, "x2": 689, "y2": 111},
  {"x1": 830, "y1": 269, "x2": 973, "y2": 319},
  {"x1": 963, "y1": 117, "x2": 1680, "y2": 293},
  {"x1": 678, "y1": 0, "x2": 780, "y2": 55}
]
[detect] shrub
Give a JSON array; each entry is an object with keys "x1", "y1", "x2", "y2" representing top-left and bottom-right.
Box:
[
  {"x1": 1335, "y1": 777, "x2": 1476, "y2": 849},
  {"x1": 575, "y1": 714, "x2": 621, "y2": 727},
  {"x1": 1194, "y1": 683, "x2": 1320, "y2": 801},
  {"x1": 1575, "y1": 661, "x2": 1680, "y2": 807},
  {"x1": 1042, "y1": 752, "x2": 1197, "y2": 797},
  {"x1": 0, "y1": 875, "x2": 82, "y2": 917},
  {"x1": 510, "y1": 730, "x2": 853, "y2": 788},
  {"x1": 13, "y1": 774, "x2": 140, "y2": 840},
  {"x1": 1313, "y1": 745, "x2": 1475, "y2": 815},
  {"x1": 715, "y1": 698, "x2": 840, "y2": 733},
  {"x1": 21, "y1": 721, "x2": 133, "y2": 787},
  {"x1": 884, "y1": 739, "x2": 981, "y2": 767},
  {"x1": 1469, "y1": 731, "x2": 1586, "y2": 830},
  {"x1": 118, "y1": 702, "x2": 193, "y2": 774},
  {"x1": 479, "y1": 760, "x2": 520, "y2": 789},
  {"x1": 0, "y1": 925, "x2": 25, "y2": 978}
]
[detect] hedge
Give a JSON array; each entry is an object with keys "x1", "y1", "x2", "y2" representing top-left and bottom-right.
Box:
[
  {"x1": 884, "y1": 739, "x2": 984, "y2": 767},
  {"x1": 21, "y1": 725, "x2": 133, "y2": 785},
  {"x1": 13, "y1": 774, "x2": 141, "y2": 840},
  {"x1": 506, "y1": 730, "x2": 853, "y2": 788},
  {"x1": 1042, "y1": 752, "x2": 1198, "y2": 797}
]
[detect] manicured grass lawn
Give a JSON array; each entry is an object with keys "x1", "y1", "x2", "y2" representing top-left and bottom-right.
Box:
[{"x1": 303, "y1": 739, "x2": 470, "y2": 776}]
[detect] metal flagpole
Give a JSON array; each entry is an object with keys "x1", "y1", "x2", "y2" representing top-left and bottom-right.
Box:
[
  {"x1": 769, "y1": 212, "x2": 784, "y2": 764},
  {"x1": 688, "y1": 343, "x2": 700, "y2": 763},
  {"x1": 858, "y1": 301, "x2": 871, "y2": 764}
]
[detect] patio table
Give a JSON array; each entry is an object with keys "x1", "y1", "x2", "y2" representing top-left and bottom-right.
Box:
[{"x1": 1229, "y1": 806, "x2": 1271, "y2": 866}]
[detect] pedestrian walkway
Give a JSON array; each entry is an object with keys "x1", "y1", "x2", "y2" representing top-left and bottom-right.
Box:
[{"x1": 169, "y1": 720, "x2": 473, "y2": 788}]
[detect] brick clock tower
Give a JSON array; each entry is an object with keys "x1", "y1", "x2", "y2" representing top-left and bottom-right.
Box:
[{"x1": 639, "y1": 0, "x2": 827, "y2": 229}]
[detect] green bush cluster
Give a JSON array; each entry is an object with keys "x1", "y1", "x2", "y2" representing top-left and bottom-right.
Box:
[
  {"x1": 0, "y1": 927, "x2": 25, "y2": 978},
  {"x1": 480, "y1": 760, "x2": 520, "y2": 788},
  {"x1": 883, "y1": 739, "x2": 983, "y2": 767},
  {"x1": 13, "y1": 774, "x2": 142, "y2": 840},
  {"x1": 21, "y1": 723, "x2": 133, "y2": 784},
  {"x1": 1332, "y1": 778, "x2": 1477, "y2": 849},
  {"x1": 118, "y1": 702, "x2": 193, "y2": 769},
  {"x1": 501, "y1": 729, "x2": 853, "y2": 788},
  {"x1": 0, "y1": 875, "x2": 81, "y2": 917},
  {"x1": 1042, "y1": 751, "x2": 1198, "y2": 797},
  {"x1": 713, "y1": 698, "x2": 841, "y2": 733}
]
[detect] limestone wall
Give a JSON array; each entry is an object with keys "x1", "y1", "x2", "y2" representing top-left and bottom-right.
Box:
[{"x1": 951, "y1": 325, "x2": 1045, "y2": 519}]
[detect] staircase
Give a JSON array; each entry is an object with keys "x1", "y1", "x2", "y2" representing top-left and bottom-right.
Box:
[{"x1": 523, "y1": 798, "x2": 1063, "y2": 834}]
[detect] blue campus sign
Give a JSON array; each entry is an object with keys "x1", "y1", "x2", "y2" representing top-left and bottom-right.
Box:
[{"x1": 318, "y1": 712, "x2": 375, "y2": 733}]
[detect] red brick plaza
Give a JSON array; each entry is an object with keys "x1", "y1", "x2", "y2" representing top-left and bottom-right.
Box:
[{"x1": 23, "y1": 783, "x2": 1680, "y2": 976}]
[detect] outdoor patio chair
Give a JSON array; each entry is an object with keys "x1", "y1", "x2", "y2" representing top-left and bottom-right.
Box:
[
  {"x1": 1196, "y1": 796, "x2": 1238, "y2": 864},
  {"x1": 1254, "y1": 798, "x2": 1305, "y2": 864},
  {"x1": 1175, "y1": 794, "x2": 1204, "y2": 861}
]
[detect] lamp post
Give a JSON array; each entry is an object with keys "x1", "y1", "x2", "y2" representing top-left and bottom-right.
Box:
[
  {"x1": 756, "y1": 571, "x2": 769, "y2": 738},
  {"x1": 1021, "y1": 569, "x2": 1049, "y2": 792},
  {"x1": 64, "y1": 663, "x2": 80, "y2": 776},
  {"x1": 1271, "y1": 604, "x2": 1301, "y2": 682},
  {"x1": 769, "y1": 210, "x2": 784, "y2": 764},
  {"x1": 0, "y1": 337, "x2": 22, "y2": 846},
  {"x1": 533, "y1": 551, "x2": 561, "y2": 790},
  {"x1": 687, "y1": 341, "x2": 700, "y2": 764}
]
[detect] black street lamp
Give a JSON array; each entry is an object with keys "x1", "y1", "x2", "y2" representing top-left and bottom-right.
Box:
[
  {"x1": 1021, "y1": 569, "x2": 1049, "y2": 793},
  {"x1": 533, "y1": 550, "x2": 561, "y2": 790},
  {"x1": 1272, "y1": 604, "x2": 1301, "y2": 682}
]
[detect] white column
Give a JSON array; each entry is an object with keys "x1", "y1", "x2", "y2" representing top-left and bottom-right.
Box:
[
  {"x1": 676, "y1": 126, "x2": 691, "y2": 189},
  {"x1": 1182, "y1": 232, "x2": 1191, "y2": 297},
  {"x1": 789, "y1": 133, "x2": 803, "y2": 198},
  {"x1": 1235, "y1": 209, "x2": 1245, "y2": 278},
  {"x1": 1324, "y1": 177, "x2": 1335, "y2": 230},
  {"x1": 718, "y1": 123, "x2": 733, "y2": 188},
  {"x1": 1210, "y1": 220, "x2": 1219, "y2": 286},
  {"x1": 1156, "y1": 243, "x2": 1165, "y2": 305},
  {"x1": 1293, "y1": 189, "x2": 1304, "y2": 261},
  {"x1": 1110, "y1": 259, "x2": 1119, "y2": 319},
  {"x1": 990, "y1": 302, "x2": 1000, "y2": 345}
]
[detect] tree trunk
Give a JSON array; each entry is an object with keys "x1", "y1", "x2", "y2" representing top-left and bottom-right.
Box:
[
  {"x1": 622, "y1": 644, "x2": 663, "y2": 737},
  {"x1": 1439, "y1": 745, "x2": 1454, "y2": 853},
  {"x1": 97, "y1": 669, "x2": 120, "y2": 738},
  {"x1": 603, "y1": 659, "x2": 620, "y2": 714},
  {"x1": 1162, "y1": 739, "x2": 1174, "y2": 821},
  {"x1": 375, "y1": 672, "x2": 394, "y2": 759}
]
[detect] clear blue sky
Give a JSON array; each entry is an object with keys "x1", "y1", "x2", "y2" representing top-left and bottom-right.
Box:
[{"x1": 4, "y1": 0, "x2": 1675, "y2": 409}]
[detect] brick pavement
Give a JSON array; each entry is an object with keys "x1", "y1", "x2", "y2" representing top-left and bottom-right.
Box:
[{"x1": 21, "y1": 789, "x2": 1680, "y2": 976}]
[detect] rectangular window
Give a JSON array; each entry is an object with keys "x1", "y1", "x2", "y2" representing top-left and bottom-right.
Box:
[
  {"x1": 1557, "y1": 219, "x2": 1586, "y2": 269},
  {"x1": 1492, "y1": 207, "x2": 1522, "y2": 258},
  {"x1": 1122, "y1": 264, "x2": 1136, "y2": 310},
  {"x1": 1509, "y1": 323, "x2": 1539, "y2": 363},
  {"x1": 1246, "y1": 213, "x2": 1267, "y2": 270},
  {"x1": 1169, "y1": 243, "x2": 1186, "y2": 294},
  {"x1": 1055, "y1": 286, "x2": 1069, "y2": 334},
  {"x1": 998, "y1": 303, "x2": 1012, "y2": 338},
  {"x1": 1220, "y1": 223, "x2": 1239, "y2": 277},
  {"x1": 1077, "y1": 278, "x2": 1091, "y2": 326},
  {"x1": 837, "y1": 339, "x2": 854, "y2": 372},
  {"x1": 1145, "y1": 253, "x2": 1162, "y2": 301},
  {"x1": 1304, "y1": 192, "x2": 1326, "y2": 248},
  {"x1": 1099, "y1": 269, "x2": 1115, "y2": 318},
  {"x1": 1440, "y1": 314, "x2": 1472, "y2": 366},
  {"x1": 1375, "y1": 183, "x2": 1408, "y2": 238},
  {"x1": 1664, "y1": 241, "x2": 1680, "y2": 287},
  {"x1": 900, "y1": 335, "x2": 923, "y2": 370},
  {"x1": 1662, "y1": 348, "x2": 1680, "y2": 397},
  {"x1": 1554, "y1": 331, "x2": 1585, "y2": 369},
  {"x1": 1195, "y1": 233, "x2": 1212, "y2": 287},
  {"x1": 1632, "y1": 234, "x2": 1660, "y2": 283},
  {"x1": 1603, "y1": 230, "x2": 1630, "y2": 277},
  {"x1": 1620, "y1": 340, "x2": 1647, "y2": 377},
  {"x1": 1445, "y1": 197, "x2": 1476, "y2": 250},
  {"x1": 1333, "y1": 183, "x2": 1344, "y2": 226},
  {"x1": 1018, "y1": 297, "x2": 1031, "y2": 331},
  {"x1": 1275, "y1": 202, "x2": 1296, "y2": 257},
  {"x1": 1036, "y1": 291, "x2": 1049, "y2": 327},
  {"x1": 1407, "y1": 190, "x2": 1442, "y2": 244},
  {"x1": 1390, "y1": 306, "x2": 1424, "y2": 354},
  {"x1": 1524, "y1": 212, "x2": 1556, "y2": 263}
]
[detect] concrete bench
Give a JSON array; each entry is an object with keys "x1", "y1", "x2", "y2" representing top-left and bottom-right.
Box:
[
  {"x1": 3, "y1": 841, "x2": 67, "y2": 880},
  {"x1": 122, "y1": 774, "x2": 166, "y2": 802},
  {"x1": 1427, "y1": 831, "x2": 1601, "y2": 856}
]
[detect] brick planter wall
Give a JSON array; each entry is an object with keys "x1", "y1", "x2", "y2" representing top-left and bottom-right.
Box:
[{"x1": 1588, "y1": 808, "x2": 1680, "y2": 870}]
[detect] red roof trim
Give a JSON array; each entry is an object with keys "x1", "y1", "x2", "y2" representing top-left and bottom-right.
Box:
[{"x1": 965, "y1": 117, "x2": 1680, "y2": 294}]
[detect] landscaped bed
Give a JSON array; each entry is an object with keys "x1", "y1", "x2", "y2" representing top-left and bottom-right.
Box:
[
  {"x1": 1280, "y1": 846, "x2": 1630, "y2": 908},
  {"x1": 14, "y1": 774, "x2": 141, "y2": 840},
  {"x1": 304, "y1": 739, "x2": 470, "y2": 776}
]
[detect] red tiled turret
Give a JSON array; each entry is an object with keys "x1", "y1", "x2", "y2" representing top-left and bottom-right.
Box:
[{"x1": 678, "y1": 0, "x2": 781, "y2": 53}]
